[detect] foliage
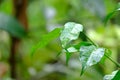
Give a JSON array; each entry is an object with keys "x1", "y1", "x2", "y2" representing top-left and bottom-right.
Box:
[
  {"x1": 0, "y1": 13, "x2": 27, "y2": 38},
  {"x1": 104, "y1": 2, "x2": 120, "y2": 25},
  {"x1": 0, "y1": 0, "x2": 120, "y2": 80},
  {"x1": 60, "y1": 22, "x2": 83, "y2": 48},
  {"x1": 32, "y1": 22, "x2": 120, "y2": 80},
  {"x1": 31, "y1": 28, "x2": 61, "y2": 56},
  {"x1": 104, "y1": 70, "x2": 120, "y2": 80}
]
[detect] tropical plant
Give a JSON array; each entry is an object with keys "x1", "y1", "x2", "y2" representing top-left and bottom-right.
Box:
[{"x1": 32, "y1": 3, "x2": 120, "y2": 79}]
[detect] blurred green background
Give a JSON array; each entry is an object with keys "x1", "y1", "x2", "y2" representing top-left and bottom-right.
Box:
[{"x1": 0, "y1": 0, "x2": 120, "y2": 80}]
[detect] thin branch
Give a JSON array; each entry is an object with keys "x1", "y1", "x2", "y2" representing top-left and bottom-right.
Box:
[
  {"x1": 81, "y1": 32, "x2": 98, "y2": 47},
  {"x1": 105, "y1": 54, "x2": 120, "y2": 68}
]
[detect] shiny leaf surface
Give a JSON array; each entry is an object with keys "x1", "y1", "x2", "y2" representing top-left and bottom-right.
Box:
[
  {"x1": 60, "y1": 22, "x2": 83, "y2": 48},
  {"x1": 79, "y1": 45, "x2": 105, "y2": 75}
]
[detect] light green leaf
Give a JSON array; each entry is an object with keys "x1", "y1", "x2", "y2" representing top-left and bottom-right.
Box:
[
  {"x1": 79, "y1": 45, "x2": 105, "y2": 75},
  {"x1": 0, "y1": 13, "x2": 27, "y2": 38},
  {"x1": 60, "y1": 22, "x2": 83, "y2": 48},
  {"x1": 103, "y1": 70, "x2": 120, "y2": 80},
  {"x1": 31, "y1": 28, "x2": 61, "y2": 56}
]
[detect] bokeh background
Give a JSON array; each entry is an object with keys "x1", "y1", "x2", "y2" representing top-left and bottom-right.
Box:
[{"x1": 0, "y1": 0, "x2": 120, "y2": 80}]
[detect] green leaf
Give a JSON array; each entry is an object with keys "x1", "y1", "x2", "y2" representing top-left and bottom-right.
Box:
[
  {"x1": 100, "y1": 49, "x2": 112, "y2": 64},
  {"x1": 79, "y1": 45, "x2": 105, "y2": 75},
  {"x1": 62, "y1": 42, "x2": 92, "y2": 65},
  {"x1": 104, "y1": 11, "x2": 115, "y2": 26},
  {"x1": 60, "y1": 22, "x2": 83, "y2": 48},
  {"x1": 31, "y1": 28, "x2": 61, "y2": 56},
  {"x1": 0, "y1": 13, "x2": 26, "y2": 38},
  {"x1": 112, "y1": 70, "x2": 120, "y2": 80},
  {"x1": 104, "y1": 3, "x2": 120, "y2": 25},
  {"x1": 103, "y1": 70, "x2": 120, "y2": 80},
  {"x1": 74, "y1": 42, "x2": 92, "y2": 50},
  {"x1": 66, "y1": 42, "x2": 92, "y2": 53}
]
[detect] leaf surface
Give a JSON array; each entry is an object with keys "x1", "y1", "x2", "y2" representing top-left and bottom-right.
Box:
[
  {"x1": 104, "y1": 3, "x2": 120, "y2": 25},
  {"x1": 31, "y1": 28, "x2": 61, "y2": 56},
  {"x1": 0, "y1": 13, "x2": 26, "y2": 38},
  {"x1": 60, "y1": 22, "x2": 83, "y2": 48},
  {"x1": 79, "y1": 45, "x2": 105, "y2": 75}
]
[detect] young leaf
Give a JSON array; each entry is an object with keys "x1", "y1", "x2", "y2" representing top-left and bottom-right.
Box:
[
  {"x1": 103, "y1": 70, "x2": 120, "y2": 80},
  {"x1": 104, "y1": 3, "x2": 120, "y2": 25},
  {"x1": 0, "y1": 13, "x2": 27, "y2": 38},
  {"x1": 67, "y1": 47, "x2": 78, "y2": 53},
  {"x1": 31, "y1": 28, "x2": 61, "y2": 56},
  {"x1": 61, "y1": 42, "x2": 92, "y2": 64},
  {"x1": 60, "y1": 22, "x2": 83, "y2": 48},
  {"x1": 79, "y1": 45, "x2": 105, "y2": 75},
  {"x1": 74, "y1": 42, "x2": 92, "y2": 50}
]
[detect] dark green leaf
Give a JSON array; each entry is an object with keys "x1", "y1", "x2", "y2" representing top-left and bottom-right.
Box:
[
  {"x1": 74, "y1": 42, "x2": 92, "y2": 50},
  {"x1": 65, "y1": 42, "x2": 92, "y2": 53},
  {"x1": 112, "y1": 70, "x2": 120, "y2": 80},
  {"x1": 0, "y1": 13, "x2": 27, "y2": 38},
  {"x1": 31, "y1": 28, "x2": 61, "y2": 56},
  {"x1": 103, "y1": 70, "x2": 120, "y2": 80},
  {"x1": 100, "y1": 49, "x2": 112, "y2": 64},
  {"x1": 79, "y1": 45, "x2": 105, "y2": 75}
]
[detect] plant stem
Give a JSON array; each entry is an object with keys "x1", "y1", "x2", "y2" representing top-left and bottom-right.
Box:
[
  {"x1": 104, "y1": 54, "x2": 120, "y2": 68},
  {"x1": 82, "y1": 32, "x2": 98, "y2": 47}
]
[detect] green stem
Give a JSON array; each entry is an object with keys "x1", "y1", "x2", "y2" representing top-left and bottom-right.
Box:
[
  {"x1": 82, "y1": 32, "x2": 98, "y2": 47},
  {"x1": 104, "y1": 54, "x2": 120, "y2": 68}
]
